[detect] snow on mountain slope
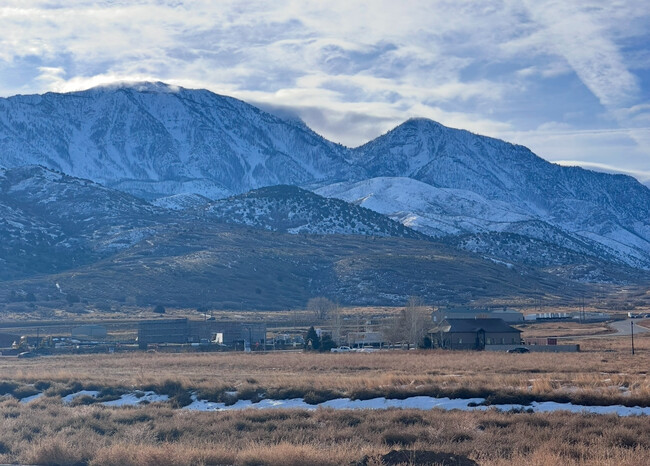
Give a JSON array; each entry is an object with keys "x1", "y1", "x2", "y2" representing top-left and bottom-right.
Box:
[
  {"x1": 0, "y1": 165, "x2": 165, "y2": 278},
  {"x1": 353, "y1": 119, "x2": 650, "y2": 224},
  {"x1": 318, "y1": 175, "x2": 650, "y2": 270},
  {"x1": 1, "y1": 83, "x2": 649, "y2": 273},
  {"x1": 203, "y1": 185, "x2": 426, "y2": 239},
  {"x1": 317, "y1": 177, "x2": 534, "y2": 237},
  {"x1": 0, "y1": 82, "x2": 356, "y2": 199}
]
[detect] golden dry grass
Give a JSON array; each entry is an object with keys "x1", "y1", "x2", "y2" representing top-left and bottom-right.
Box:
[
  {"x1": 518, "y1": 321, "x2": 615, "y2": 338},
  {"x1": 0, "y1": 397, "x2": 648, "y2": 466},
  {"x1": 1, "y1": 330, "x2": 649, "y2": 465},
  {"x1": 2, "y1": 331, "x2": 650, "y2": 407}
]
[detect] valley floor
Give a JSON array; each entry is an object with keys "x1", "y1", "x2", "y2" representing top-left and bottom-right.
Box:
[{"x1": 0, "y1": 329, "x2": 649, "y2": 464}]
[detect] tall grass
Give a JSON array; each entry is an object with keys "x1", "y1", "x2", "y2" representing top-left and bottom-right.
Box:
[
  {"x1": 2, "y1": 340, "x2": 649, "y2": 407},
  {"x1": 0, "y1": 398, "x2": 648, "y2": 465}
]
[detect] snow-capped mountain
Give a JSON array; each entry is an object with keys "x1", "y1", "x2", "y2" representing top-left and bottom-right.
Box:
[
  {"x1": 1, "y1": 83, "x2": 649, "y2": 275},
  {"x1": 325, "y1": 119, "x2": 650, "y2": 270},
  {"x1": 202, "y1": 185, "x2": 426, "y2": 238},
  {"x1": 0, "y1": 82, "x2": 355, "y2": 200}
]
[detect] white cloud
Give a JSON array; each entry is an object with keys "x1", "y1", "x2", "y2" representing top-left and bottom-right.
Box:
[
  {"x1": 522, "y1": 1, "x2": 640, "y2": 108},
  {"x1": 553, "y1": 160, "x2": 650, "y2": 185}
]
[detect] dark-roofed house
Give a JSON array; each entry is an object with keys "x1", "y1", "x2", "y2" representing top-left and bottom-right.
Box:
[{"x1": 429, "y1": 318, "x2": 522, "y2": 350}]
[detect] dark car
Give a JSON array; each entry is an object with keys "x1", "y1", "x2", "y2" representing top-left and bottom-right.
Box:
[{"x1": 507, "y1": 347, "x2": 530, "y2": 354}]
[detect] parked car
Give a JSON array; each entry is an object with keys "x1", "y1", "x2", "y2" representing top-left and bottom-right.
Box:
[
  {"x1": 331, "y1": 346, "x2": 352, "y2": 353},
  {"x1": 507, "y1": 347, "x2": 530, "y2": 354},
  {"x1": 18, "y1": 351, "x2": 38, "y2": 358}
]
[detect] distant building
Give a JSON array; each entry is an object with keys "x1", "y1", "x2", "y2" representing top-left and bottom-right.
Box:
[
  {"x1": 524, "y1": 312, "x2": 571, "y2": 321},
  {"x1": 138, "y1": 319, "x2": 189, "y2": 346},
  {"x1": 71, "y1": 325, "x2": 107, "y2": 339},
  {"x1": 347, "y1": 331, "x2": 384, "y2": 347},
  {"x1": 137, "y1": 318, "x2": 266, "y2": 348},
  {"x1": 432, "y1": 307, "x2": 523, "y2": 323},
  {"x1": 429, "y1": 318, "x2": 522, "y2": 350}
]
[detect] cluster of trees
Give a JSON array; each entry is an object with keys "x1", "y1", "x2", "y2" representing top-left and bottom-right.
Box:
[
  {"x1": 305, "y1": 296, "x2": 432, "y2": 350},
  {"x1": 304, "y1": 326, "x2": 336, "y2": 352},
  {"x1": 307, "y1": 297, "x2": 336, "y2": 320}
]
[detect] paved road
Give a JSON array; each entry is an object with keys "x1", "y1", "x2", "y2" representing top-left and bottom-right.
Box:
[
  {"x1": 556, "y1": 318, "x2": 649, "y2": 340},
  {"x1": 608, "y1": 318, "x2": 650, "y2": 337}
]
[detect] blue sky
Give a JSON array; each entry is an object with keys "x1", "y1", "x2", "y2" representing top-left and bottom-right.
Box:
[{"x1": 1, "y1": 1, "x2": 649, "y2": 183}]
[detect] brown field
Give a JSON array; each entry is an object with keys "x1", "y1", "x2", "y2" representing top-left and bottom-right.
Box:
[
  {"x1": 0, "y1": 398, "x2": 648, "y2": 466},
  {"x1": 1, "y1": 322, "x2": 649, "y2": 465},
  {"x1": 3, "y1": 330, "x2": 650, "y2": 404}
]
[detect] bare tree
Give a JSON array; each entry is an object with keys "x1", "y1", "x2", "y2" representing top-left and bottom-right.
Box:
[
  {"x1": 403, "y1": 296, "x2": 431, "y2": 349},
  {"x1": 382, "y1": 312, "x2": 406, "y2": 347},
  {"x1": 307, "y1": 297, "x2": 335, "y2": 321},
  {"x1": 328, "y1": 302, "x2": 343, "y2": 345}
]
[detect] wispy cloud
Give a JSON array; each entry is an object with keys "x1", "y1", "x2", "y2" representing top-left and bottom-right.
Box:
[
  {"x1": 553, "y1": 160, "x2": 650, "y2": 185},
  {"x1": 521, "y1": 1, "x2": 640, "y2": 108}
]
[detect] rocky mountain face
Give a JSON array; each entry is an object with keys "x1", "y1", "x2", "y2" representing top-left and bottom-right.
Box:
[
  {"x1": 0, "y1": 83, "x2": 649, "y2": 287},
  {"x1": 0, "y1": 82, "x2": 355, "y2": 200},
  {"x1": 321, "y1": 119, "x2": 650, "y2": 272}
]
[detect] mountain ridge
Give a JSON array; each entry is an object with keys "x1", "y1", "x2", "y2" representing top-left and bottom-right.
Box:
[
  {"x1": 1, "y1": 82, "x2": 649, "y2": 276},
  {"x1": 0, "y1": 166, "x2": 591, "y2": 309}
]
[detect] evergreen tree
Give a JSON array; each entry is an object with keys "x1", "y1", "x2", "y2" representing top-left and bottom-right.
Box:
[
  {"x1": 320, "y1": 334, "x2": 336, "y2": 352},
  {"x1": 305, "y1": 326, "x2": 320, "y2": 350}
]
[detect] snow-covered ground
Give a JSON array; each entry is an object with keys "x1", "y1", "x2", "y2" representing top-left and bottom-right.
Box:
[
  {"x1": 18, "y1": 389, "x2": 650, "y2": 415},
  {"x1": 103, "y1": 391, "x2": 169, "y2": 406},
  {"x1": 19, "y1": 393, "x2": 44, "y2": 404},
  {"x1": 183, "y1": 395, "x2": 650, "y2": 416},
  {"x1": 62, "y1": 390, "x2": 100, "y2": 403}
]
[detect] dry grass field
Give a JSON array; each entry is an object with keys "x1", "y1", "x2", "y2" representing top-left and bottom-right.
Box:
[
  {"x1": 1, "y1": 323, "x2": 649, "y2": 465},
  {"x1": 0, "y1": 398, "x2": 648, "y2": 466},
  {"x1": 2, "y1": 333, "x2": 650, "y2": 405}
]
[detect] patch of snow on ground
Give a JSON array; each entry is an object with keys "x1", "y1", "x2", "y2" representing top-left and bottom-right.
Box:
[
  {"x1": 62, "y1": 390, "x2": 100, "y2": 404},
  {"x1": 103, "y1": 391, "x2": 169, "y2": 407},
  {"x1": 182, "y1": 394, "x2": 650, "y2": 416},
  {"x1": 47, "y1": 390, "x2": 650, "y2": 416},
  {"x1": 20, "y1": 393, "x2": 44, "y2": 404}
]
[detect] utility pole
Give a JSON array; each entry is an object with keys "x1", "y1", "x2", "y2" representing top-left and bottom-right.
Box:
[{"x1": 631, "y1": 321, "x2": 635, "y2": 355}]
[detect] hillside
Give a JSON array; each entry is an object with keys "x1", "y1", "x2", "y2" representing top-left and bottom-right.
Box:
[
  {"x1": 203, "y1": 185, "x2": 426, "y2": 239},
  {"x1": 0, "y1": 166, "x2": 165, "y2": 279},
  {"x1": 0, "y1": 221, "x2": 585, "y2": 310}
]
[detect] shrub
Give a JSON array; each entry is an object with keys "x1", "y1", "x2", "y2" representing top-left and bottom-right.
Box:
[{"x1": 383, "y1": 431, "x2": 417, "y2": 446}]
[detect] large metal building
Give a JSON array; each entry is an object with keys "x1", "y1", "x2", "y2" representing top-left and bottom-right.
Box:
[
  {"x1": 138, "y1": 319, "x2": 189, "y2": 346},
  {"x1": 138, "y1": 319, "x2": 266, "y2": 348}
]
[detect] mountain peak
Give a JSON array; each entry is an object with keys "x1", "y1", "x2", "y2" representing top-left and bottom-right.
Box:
[
  {"x1": 0, "y1": 83, "x2": 354, "y2": 199},
  {"x1": 81, "y1": 80, "x2": 183, "y2": 94}
]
